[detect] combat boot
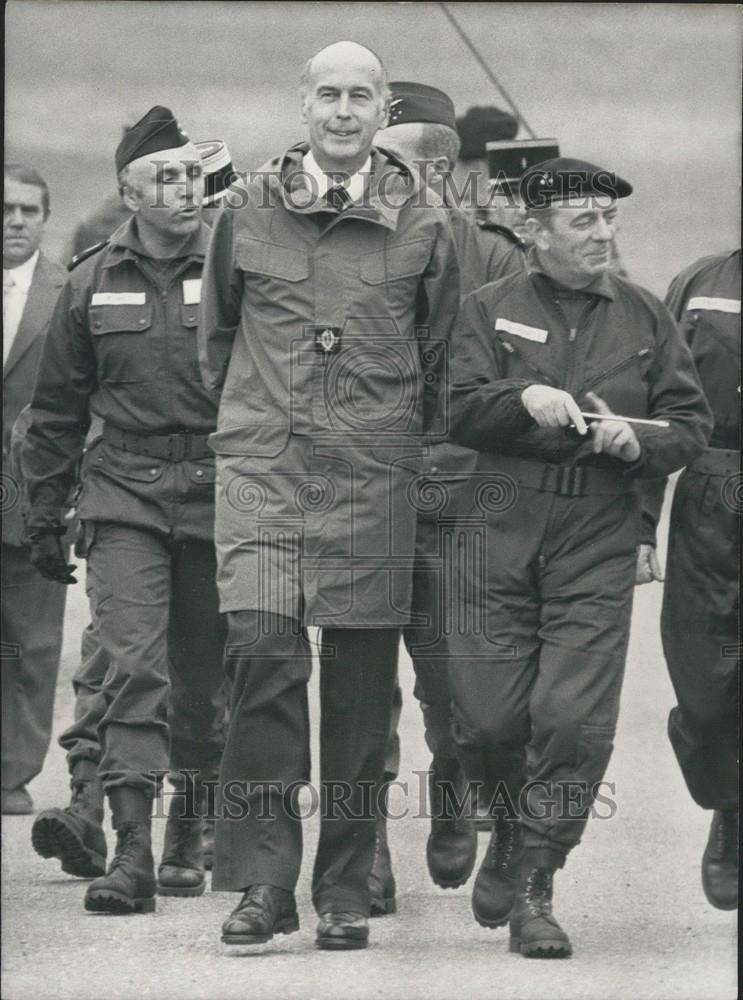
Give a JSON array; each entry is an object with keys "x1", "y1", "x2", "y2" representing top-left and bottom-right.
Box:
[
  {"x1": 701, "y1": 808, "x2": 738, "y2": 910},
  {"x1": 157, "y1": 806, "x2": 206, "y2": 897},
  {"x1": 509, "y1": 853, "x2": 572, "y2": 958},
  {"x1": 426, "y1": 756, "x2": 477, "y2": 889},
  {"x1": 31, "y1": 765, "x2": 107, "y2": 878},
  {"x1": 471, "y1": 817, "x2": 524, "y2": 927},
  {"x1": 369, "y1": 814, "x2": 396, "y2": 916},
  {"x1": 84, "y1": 788, "x2": 156, "y2": 915}
]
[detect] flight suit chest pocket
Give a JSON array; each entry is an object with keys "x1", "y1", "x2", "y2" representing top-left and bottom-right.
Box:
[
  {"x1": 235, "y1": 237, "x2": 310, "y2": 282},
  {"x1": 359, "y1": 240, "x2": 431, "y2": 284},
  {"x1": 88, "y1": 303, "x2": 154, "y2": 383},
  {"x1": 180, "y1": 304, "x2": 199, "y2": 329}
]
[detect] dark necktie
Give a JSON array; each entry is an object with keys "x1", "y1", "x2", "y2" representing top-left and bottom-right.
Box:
[{"x1": 326, "y1": 183, "x2": 352, "y2": 213}]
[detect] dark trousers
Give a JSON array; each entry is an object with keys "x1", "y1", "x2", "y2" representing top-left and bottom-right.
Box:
[
  {"x1": 58, "y1": 620, "x2": 109, "y2": 770},
  {"x1": 383, "y1": 488, "x2": 468, "y2": 779},
  {"x1": 84, "y1": 522, "x2": 226, "y2": 794},
  {"x1": 661, "y1": 468, "x2": 739, "y2": 810},
  {"x1": 213, "y1": 612, "x2": 398, "y2": 915},
  {"x1": 447, "y1": 488, "x2": 638, "y2": 860},
  {"x1": 1, "y1": 542, "x2": 68, "y2": 790}
]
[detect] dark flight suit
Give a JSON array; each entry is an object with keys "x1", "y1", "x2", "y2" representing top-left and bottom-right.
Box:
[
  {"x1": 22, "y1": 218, "x2": 226, "y2": 797},
  {"x1": 644, "y1": 250, "x2": 740, "y2": 810},
  {"x1": 447, "y1": 257, "x2": 712, "y2": 863}
]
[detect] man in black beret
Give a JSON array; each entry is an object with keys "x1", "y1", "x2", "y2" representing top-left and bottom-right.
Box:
[
  {"x1": 22, "y1": 106, "x2": 228, "y2": 914},
  {"x1": 446, "y1": 157, "x2": 712, "y2": 956}
]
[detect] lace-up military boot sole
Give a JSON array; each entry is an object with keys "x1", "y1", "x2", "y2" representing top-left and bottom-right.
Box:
[
  {"x1": 32, "y1": 808, "x2": 107, "y2": 878},
  {"x1": 508, "y1": 918, "x2": 573, "y2": 958}
]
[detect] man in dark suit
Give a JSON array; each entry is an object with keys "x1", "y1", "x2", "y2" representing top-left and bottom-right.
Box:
[{"x1": 2, "y1": 163, "x2": 68, "y2": 814}]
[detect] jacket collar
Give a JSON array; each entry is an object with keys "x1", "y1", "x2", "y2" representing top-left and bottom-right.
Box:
[
  {"x1": 527, "y1": 247, "x2": 616, "y2": 301},
  {"x1": 102, "y1": 216, "x2": 210, "y2": 269},
  {"x1": 273, "y1": 142, "x2": 421, "y2": 232}
]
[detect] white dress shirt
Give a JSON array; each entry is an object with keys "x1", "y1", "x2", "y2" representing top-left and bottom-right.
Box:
[
  {"x1": 3, "y1": 250, "x2": 39, "y2": 365},
  {"x1": 302, "y1": 151, "x2": 371, "y2": 203}
]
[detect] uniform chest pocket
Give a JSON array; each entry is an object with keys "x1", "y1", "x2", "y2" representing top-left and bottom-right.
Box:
[
  {"x1": 89, "y1": 303, "x2": 155, "y2": 384},
  {"x1": 235, "y1": 237, "x2": 310, "y2": 282},
  {"x1": 359, "y1": 240, "x2": 431, "y2": 285}
]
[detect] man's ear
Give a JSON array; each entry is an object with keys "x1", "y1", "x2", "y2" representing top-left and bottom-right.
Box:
[
  {"x1": 299, "y1": 96, "x2": 309, "y2": 126},
  {"x1": 430, "y1": 155, "x2": 450, "y2": 182},
  {"x1": 121, "y1": 183, "x2": 139, "y2": 214},
  {"x1": 378, "y1": 96, "x2": 390, "y2": 130}
]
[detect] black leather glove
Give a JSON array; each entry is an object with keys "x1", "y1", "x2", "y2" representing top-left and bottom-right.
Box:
[{"x1": 28, "y1": 530, "x2": 78, "y2": 584}]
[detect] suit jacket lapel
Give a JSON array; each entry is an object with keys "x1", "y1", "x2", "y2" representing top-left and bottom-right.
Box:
[{"x1": 3, "y1": 254, "x2": 66, "y2": 379}]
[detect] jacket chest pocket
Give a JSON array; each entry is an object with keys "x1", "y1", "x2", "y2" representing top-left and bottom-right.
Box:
[
  {"x1": 359, "y1": 240, "x2": 431, "y2": 313},
  {"x1": 235, "y1": 237, "x2": 310, "y2": 285},
  {"x1": 580, "y1": 345, "x2": 655, "y2": 412},
  {"x1": 89, "y1": 303, "x2": 156, "y2": 384}
]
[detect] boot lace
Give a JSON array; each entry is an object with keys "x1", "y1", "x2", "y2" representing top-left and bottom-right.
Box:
[
  {"x1": 490, "y1": 819, "x2": 517, "y2": 871},
  {"x1": 110, "y1": 823, "x2": 143, "y2": 871},
  {"x1": 525, "y1": 868, "x2": 554, "y2": 917}
]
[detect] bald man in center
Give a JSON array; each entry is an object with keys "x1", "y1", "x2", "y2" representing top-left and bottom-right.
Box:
[{"x1": 199, "y1": 42, "x2": 460, "y2": 950}]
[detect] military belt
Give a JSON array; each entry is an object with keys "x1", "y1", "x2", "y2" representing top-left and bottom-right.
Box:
[
  {"x1": 687, "y1": 447, "x2": 740, "y2": 477},
  {"x1": 478, "y1": 454, "x2": 633, "y2": 497},
  {"x1": 102, "y1": 423, "x2": 213, "y2": 462}
]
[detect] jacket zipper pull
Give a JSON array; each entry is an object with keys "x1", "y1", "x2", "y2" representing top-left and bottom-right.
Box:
[{"x1": 569, "y1": 327, "x2": 577, "y2": 342}]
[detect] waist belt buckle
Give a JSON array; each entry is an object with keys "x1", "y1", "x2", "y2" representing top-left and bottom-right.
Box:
[
  {"x1": 168, "y1": 435, "x2": 191, "y2": 462},
  {"x1": 555, "y1": 465, "x2": 587, "y2": 498}
]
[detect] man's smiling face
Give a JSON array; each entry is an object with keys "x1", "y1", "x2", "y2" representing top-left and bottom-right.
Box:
[{"x1": 301, "y1": 43, "x2": 388, "y2": 176}]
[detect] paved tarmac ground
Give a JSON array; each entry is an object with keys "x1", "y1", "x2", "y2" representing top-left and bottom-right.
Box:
[{"x1": 1, "y1": 498, "x2": 738, "y2": 1000}]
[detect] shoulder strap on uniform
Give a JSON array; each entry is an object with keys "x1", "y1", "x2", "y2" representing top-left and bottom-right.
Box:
[
  {"x1": 67, "y1": 239, "x2": 110, "y2": 272},
  {"x1": 477, "y1": 220, "x2": 525, "y2": 249}
]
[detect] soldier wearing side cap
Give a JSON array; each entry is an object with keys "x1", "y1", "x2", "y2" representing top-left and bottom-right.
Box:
[
  {"x1": 21, "y1": 107, "x2": 228, "y2": 915},
  {"x1": 446, "y1": 157, "x2": 711, "y2": 956},
  {"x1": 637, "y1": 249, "x2": 740, "y2": 912},
  {"x1": 28, "y1": 137, "x2": 238, "y2": 885}
]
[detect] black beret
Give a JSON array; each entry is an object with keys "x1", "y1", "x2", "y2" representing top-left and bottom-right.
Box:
[
  {"x1": 520, "y1": 157, "x2": 633, "y2": 209},
  {"x1": 115, "y1": 105, "x2": 190, "y2": 174},
  {"x1": 387, "y1": 82, "x2": 457, "y2": 131},
  {"x1": 456, "y1": 105, "x2": 519, "y2": 161}
]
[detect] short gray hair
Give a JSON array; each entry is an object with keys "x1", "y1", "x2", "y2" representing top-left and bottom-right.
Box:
[{"x1": 415, "y1": 123, "x2": 461, "y2": 171}]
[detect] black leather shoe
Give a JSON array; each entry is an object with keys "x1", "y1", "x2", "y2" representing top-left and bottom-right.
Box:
[
  {"x1": 221, "y1": 885, "x2": 299, "y2": 945},
  {"x1": 702, "y1": 809, "x2": 738, "y2": 911},
  {"x1": 316, "y1": 912, "x2": 369, "y2": 950}
]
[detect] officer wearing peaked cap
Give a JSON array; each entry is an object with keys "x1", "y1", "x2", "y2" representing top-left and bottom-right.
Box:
[
  {"x1": 446, "y1": 155, "x2": 712, "y2": 956},
  {"x1": 22, "y1": 105, "x2": 227, "y2": 915}
]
